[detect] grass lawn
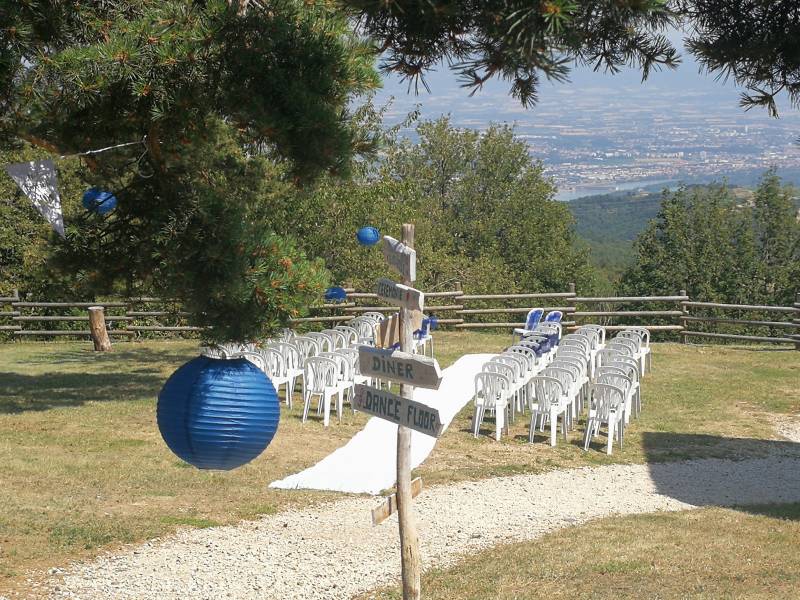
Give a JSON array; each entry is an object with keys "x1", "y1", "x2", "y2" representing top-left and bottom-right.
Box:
[
  {"x1": 0, "y1": 333, "x2": 798, "y2": 593},
  {"x1": 420, "y1": 342, "x2": 800, "y2": 485},
  {"x1": 366, "y1": 503, "x2": 800, "y2": 599}
]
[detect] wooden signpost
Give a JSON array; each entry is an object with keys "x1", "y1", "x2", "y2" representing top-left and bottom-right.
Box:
[
  {"x1": 372, "y1": 477, "x2": 423, "y2": 526},
  {"x1": 358, "y1": 346, "x2": 443, "y2": 389},
  {"x1": 376, "y1": 278, "x2": 425, "y2": 312},
  {"x1": 382, "y1": 235, "x2": 417, "y2": 282},
  {"x1": 353, "y1": 384, "x2": 444, "y2": 438},
  {"x1": 359, "y1": 224, "x2": 424, "y2": 600}
]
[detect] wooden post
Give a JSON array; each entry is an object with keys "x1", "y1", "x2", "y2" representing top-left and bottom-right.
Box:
[
  {"x1": 88, "y1": 306, "x2": 112, "y2": 351},
  {"x1": 567, "y1": 282, "x2": 576, "y2": 329},
  {"x1": 397, "y1": 223, "x2": 421, "y2": 600},
  {"x1": 794, "y1": 293, "x2": 800, "y2": 351},
  {"x1": 680, "y1": 290, "x2": 688, "y2": 344}
]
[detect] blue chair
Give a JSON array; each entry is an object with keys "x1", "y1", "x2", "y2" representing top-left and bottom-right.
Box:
[
  {"x1": 544, "y1": 310, "x2": 563, "y2": 323},
  {"x1": 513, "y1": 308, "x2": 544, "y2": 343}
]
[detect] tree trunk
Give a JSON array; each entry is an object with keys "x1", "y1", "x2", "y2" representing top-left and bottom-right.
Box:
[{"x1": 88, "y1": 306, "x2": 112, "y2": 351}]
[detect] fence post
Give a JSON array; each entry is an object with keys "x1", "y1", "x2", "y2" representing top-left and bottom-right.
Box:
[
  {"x1": 88, "y1": 306, "x2": 112, "y2": 351},
  {"x1": 680, "y1": 290, "x2": 688, "y2": 344},
  {"x1": 567, "y1": 282, "x2": 576, "y2": 329},
  {"x1": 794, "y1": 292, "x2": 800, "y2": 351}
]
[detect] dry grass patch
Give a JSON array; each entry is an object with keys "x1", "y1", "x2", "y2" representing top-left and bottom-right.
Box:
[
  {"x1": 0, "y1": 335, "x2": 798, "y2": 593},
  {"x1": 366, "y1": 503, "x2": 800, "y2": 599}
]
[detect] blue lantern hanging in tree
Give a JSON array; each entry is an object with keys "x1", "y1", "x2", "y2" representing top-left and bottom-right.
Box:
[
  {"x1": 356, "y1": 226, "x2": 380, "y2": 246},
  {"x1": 157, "y1": 354, "x2": 280, "y2": 470},
  {"x1": 82, "y1": 188, "x2": 117, "y2": 215}
]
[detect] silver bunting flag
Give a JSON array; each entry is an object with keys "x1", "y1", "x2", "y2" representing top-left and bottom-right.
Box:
[{"x1": 4, "y1": 159, "x2": 65, "y2": 238}]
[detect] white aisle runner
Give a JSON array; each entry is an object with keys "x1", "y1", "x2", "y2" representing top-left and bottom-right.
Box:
[{"x1": 269, "y1": 353, "x2": 494, "y2": 495}]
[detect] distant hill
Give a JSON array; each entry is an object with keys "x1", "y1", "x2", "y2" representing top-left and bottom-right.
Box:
[
  {"x1": 569, "y1": 189, "x2": 663, "y2": 242},
  {"x1": 568, "y1": 190, "x2": 663, "y2": 283},
  {"x1": 568, "y1": 185, "x2": 800, "y2": 286}
]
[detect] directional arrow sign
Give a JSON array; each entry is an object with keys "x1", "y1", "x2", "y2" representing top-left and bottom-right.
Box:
[
  {"x1": 375, "y1": 278, "x2": 424, "y2": 312},
  {"x1": 358, "y1": 346, "x2": 443, "y2": 389},
  {"x1": 353, "y1": 384, "x2": 444, "y2": 438},
  {"x1": 382, "y1": 235, "x2": 416, "y2": 282}
]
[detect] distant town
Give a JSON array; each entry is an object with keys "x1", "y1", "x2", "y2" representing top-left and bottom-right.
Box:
[{"x1": 378, "y1": 64, "x2": 800, "y2": 200}]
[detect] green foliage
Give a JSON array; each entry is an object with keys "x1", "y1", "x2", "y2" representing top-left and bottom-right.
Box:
[
  {"x1": 283, "y1": 115, "x2": 595, "y2": 297},
  {"x1": 621, "y1": 172, "x2": 800, "y2": 306},
  {"x1": 570, "y1": 190, "x2": 664, "y2": 243},
  {"x1": 569, "y1": 190, "x2": 664, "y2": 285},
  {"x1": 1, "y1": 1, "x2": 379, "y2": 341},
  {"x1": 681, "y1": 1, "x2": 800, "y2": 116},
  {"x1": 0, "y1": 146, "x2": 88, "y2": 297}
]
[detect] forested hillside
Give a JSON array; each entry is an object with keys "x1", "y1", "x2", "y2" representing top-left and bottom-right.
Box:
[
  {"x1": 568, "y1": 190, "x2": 662, "y2": 283},
  {"x1": 568, "y1": 185, "x2": 800, "y2": 287}
]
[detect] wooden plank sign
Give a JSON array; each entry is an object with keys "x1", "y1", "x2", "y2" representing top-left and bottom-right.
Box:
[
  {"x1": 382, "y1": 235, "x2": 416, "y2": 282},
  {"x1": 353, "y1": 384, "x2": 444, "y2": 437},
  {"x1": 372, "y1": 477, "x2": 423, "y2": 526},
  {"x1": 375, "y1": 278, "x2": 424, "y2": 312},
  {"x1": 376, "y1": 310, "x2": 423, "y2": 348},
  {"x1": 358, "y1": 346, "x2": 443, "y2": 389}
]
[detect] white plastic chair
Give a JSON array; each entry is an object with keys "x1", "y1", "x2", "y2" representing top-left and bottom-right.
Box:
[
  {"x1": 583, "y1": 383, "x2": 625, "y2": 454},
  {"x1": 529, "y1": 375, "x2": 569, "y2": 446},
  {"x1": 334, "y1": 325, "x2": 360, "y2": 347},
  {"x1": 473, "y1": 372, "x2": 512, "y2": 441},
  {"x1": 619, "y1": 328, "x2": 651, "y2": 373},
  {"x1": 596, "y1": 369, "x2": 633, "y2": 426},
  {"x1": 551, "y1": 358, "x2": 588, "y2": 417},
  {"x1": 604, "y1": 360, "x2": 641, "y2": 418},
  {"x1": 414, "y1": 318, "x2": 435, "y2": 357},
  {"x1": 306, "y1": 331, "x2": 334, "y2": 353},
  {"x1": 302, "y1": 356, "x2": 340, "y2": 427},
  {"x1": 484, "y1": 360, "x2": 523, "y2": 422},
  {"x1": 274, "y1": 342, "x2": 303, "y2": 405}
]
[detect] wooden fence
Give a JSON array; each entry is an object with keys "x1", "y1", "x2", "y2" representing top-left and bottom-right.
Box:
[
  {"x1": 1, "y1": 287, "x2": 798, "y2": 347},
  {"x1": 0, "y1": 291, "x2": 201, "y2": 338}
]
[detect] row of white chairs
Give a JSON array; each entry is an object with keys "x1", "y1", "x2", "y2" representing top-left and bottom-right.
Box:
[
  {"x1": 472, "y1": 320, "x2": 566, "y2": 440},
  {"x1": 471, "y1": 325, "x2": 652, "y2": 454}
]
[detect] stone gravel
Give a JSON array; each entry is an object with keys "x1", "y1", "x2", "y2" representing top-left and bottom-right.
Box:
[{"x1": 47, "y1": 452, "x2": 800, "y2": 600}]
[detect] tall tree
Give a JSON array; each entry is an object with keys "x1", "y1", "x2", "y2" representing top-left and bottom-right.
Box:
[
  {"x1": 751, "y1": 170, "x2": 800, "y2": 304},
  {"x1": 1, "y1": 1, "x2": 379, "y2": 341},
  {"x1": 621, "y1": 179, "x2": 798, "y2": 305}
]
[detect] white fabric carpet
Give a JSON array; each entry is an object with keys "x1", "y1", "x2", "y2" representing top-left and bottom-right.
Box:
[{"x1": 269, "y1": 353, "x2": 494, "y2": 494}]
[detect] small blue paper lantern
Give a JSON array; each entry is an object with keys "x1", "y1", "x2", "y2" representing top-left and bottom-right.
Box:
[
  {"x1": 82, "y1": 188, "x2": 117, "y2": 215},
  {"x1": 324, "y1": 286, "x2": 347, "y2": 302},
  {"x1": 157, "y1": 356, "x2": 279, "y2": 470},
  {"x1": 356, "y1": 226, "x2": 380, "y2": 246}
]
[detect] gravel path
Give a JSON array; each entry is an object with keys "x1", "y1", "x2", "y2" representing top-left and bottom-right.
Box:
[
  {"x1": 47, "y1": 452, "x2": 800, "y2": 600},
  {"x1": 774, "y1": 415, "x2": 800, "y2": 443}
]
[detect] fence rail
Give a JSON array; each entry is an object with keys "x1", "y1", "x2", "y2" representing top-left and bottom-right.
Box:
[{"x1": 1, "y1": 286, "x2": 797, "y2": 347}]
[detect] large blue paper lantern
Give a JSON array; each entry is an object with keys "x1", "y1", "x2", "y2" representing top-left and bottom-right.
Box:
[
  {"x1": 82, "y1": 188, "x2": 117, "y2": 215},
  {"x1": 356, "y1": 226, "x2": 380, "y2": 246},
  {"x1": 157, "y1": 356, "x2": 279, "y2": 470},
  {"x1": 324, "y1": 286, "x2": 347, "y2": 302}
]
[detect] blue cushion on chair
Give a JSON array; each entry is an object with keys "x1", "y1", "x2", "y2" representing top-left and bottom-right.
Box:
[
  {"x1": 525, "y1": 308, "x2": 544, "y2": 330},
  {"x1": 544, "y1": 310, "x2": 563, "y2": 323}
]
